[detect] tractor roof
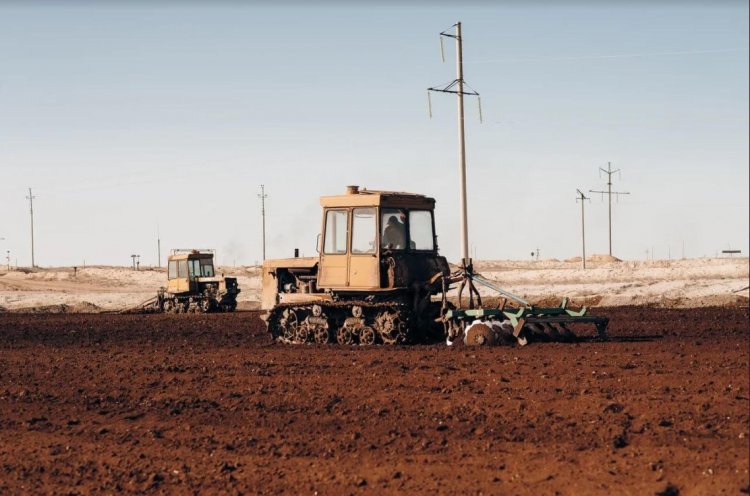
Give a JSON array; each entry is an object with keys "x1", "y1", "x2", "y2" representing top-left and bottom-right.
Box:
[
  {"x1": 320, "y1": 186, "x2": 435, "y2": 209},
  {"x1": 168, "y1": 250, "x2": 215, "y2": 261}
]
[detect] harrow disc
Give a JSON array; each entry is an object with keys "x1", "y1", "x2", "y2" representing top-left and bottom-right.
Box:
[{"x1": 464, "y1": 321, "x2": 496, "y2": 346}]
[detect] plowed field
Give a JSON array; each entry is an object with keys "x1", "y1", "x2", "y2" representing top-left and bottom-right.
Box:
[{"x1": 0, "y1": 307, "x2": 747, "y2": 494}]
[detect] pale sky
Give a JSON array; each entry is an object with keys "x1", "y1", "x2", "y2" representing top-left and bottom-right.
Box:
[{"x1": 1, "y1": 2, "x2": 748, "y2": 267}]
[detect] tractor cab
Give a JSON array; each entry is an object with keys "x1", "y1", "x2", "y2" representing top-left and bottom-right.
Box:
[
  {"x1": 317, "y1": 186, "x2": 449, "y2": 291},
  {"x1": 167, "y1": 250, "x2": 217, "y2": 294}
]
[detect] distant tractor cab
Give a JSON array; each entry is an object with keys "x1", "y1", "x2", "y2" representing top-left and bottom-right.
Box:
[{"x1": 157, "y1": 249, "x2": 240, "y2": 313}]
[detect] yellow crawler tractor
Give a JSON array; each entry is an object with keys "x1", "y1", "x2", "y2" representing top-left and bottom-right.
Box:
[
  {"x1": 262, "y1": 186, "x2": 608, "y2": 346},
  {"x1": 155, "y1": 250, "x2": 240, "y2": 313},
  {"x1": 262, "y1": 186, "x2": 449, "y2": 344}
]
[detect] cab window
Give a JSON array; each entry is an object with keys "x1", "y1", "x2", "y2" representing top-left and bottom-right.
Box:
[
  {"x1": 324, "y1": 209, "x2": 348, "y2": 254},
  {"x1": 408, "y1": 210, "x2": 434, "y2": 250},
  {"x1": 168, "y1": 260, "x2": 178, "y2": 279},
  {"x1": 351, "y1": 208, "x2": 376, "y2": 254},
  {"x1": 381, "y1": 209, "x2": 406, "y2": 250},
  {"x1": 177, "y1": 260, "x2": 188, "y2": 278},
  {"x1": 200, "y1": 259, "x2": 215, "y2": 277},
  {"x1": 188, "y1": 259, "x2": 201, "y2": 279}
]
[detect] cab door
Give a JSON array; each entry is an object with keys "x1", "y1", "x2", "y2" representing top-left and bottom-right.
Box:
[
  {"x1": 317, "y1": 209, "x2": 349, "y2": 288},
  {"x1": 348, "y1": 207, "x2": 380, "y2": 288},
  {"x1": 168, "y1": 259, "x2": 191, "y2": 294},
  {"x1": 188, "y1": 258, "x2": 201, "y2": 293}
]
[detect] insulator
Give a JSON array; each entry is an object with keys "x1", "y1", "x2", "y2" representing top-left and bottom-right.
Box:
[{"x1": 477, "y1": 96, "x2": 483, "y2": 123}]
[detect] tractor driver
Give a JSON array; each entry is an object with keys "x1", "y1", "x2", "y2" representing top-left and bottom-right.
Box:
[{"x1": 382, "y1": 212, "x2": 406, "y2": 249}]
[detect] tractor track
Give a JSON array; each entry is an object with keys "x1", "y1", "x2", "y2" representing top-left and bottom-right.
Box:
[{"x1": 0, "y1": 306, "x2": 747, "y2": 494}]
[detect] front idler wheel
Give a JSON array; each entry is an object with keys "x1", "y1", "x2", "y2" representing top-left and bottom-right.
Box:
[{"x1": 280, "y1": 309, "x2": 299, "y2": 343}]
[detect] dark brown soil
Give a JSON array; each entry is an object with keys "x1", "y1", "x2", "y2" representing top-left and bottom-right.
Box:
[{"x1": 0, "y1": 307, "x2": 747, "y2": 494}]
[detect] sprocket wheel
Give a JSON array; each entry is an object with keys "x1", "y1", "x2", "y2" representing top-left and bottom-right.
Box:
[{"x1": 375, "y1": 311, "x2": 407, "y2": 345}]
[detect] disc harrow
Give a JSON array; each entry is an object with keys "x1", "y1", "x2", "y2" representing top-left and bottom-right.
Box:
[
  {"x1": 441, "y1": 270, "x2": 609, "y2": 346},
  {"x1": 445, "y1": 298, "x2": 609, "y2": 347}
]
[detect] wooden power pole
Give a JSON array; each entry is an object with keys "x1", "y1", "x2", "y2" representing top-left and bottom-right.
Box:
[
  {"x1": 576, "y1": 189, "x2": 590, "y2": 269},
  {"x1": 26, "y1": 188, "x2": 36, "y2": 267},
  {"x1": 258, "y1": 185, "x2": 268, "y2": 260},
  {"x1": 590, "y1": 162, "x2": 629, "y2": 257},
  {"x1": 428, "y1": 22, "x2": 481, "y2": 270}
]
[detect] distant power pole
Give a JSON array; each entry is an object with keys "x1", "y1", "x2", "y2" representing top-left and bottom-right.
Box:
[
  {"x1": 258, "y1": 185, "x2": 268, "y2": 260},
  {"x1": 26, "y1": 188, "x2": 36, "y2": 267},
  {"x1": 576, "y1": 189, "x2": 590, "y2": 269},
  {"x1": 590, "y1": 162, "x2": 630, "y2": 257},
  {"x1": 157, "y1": 224, "x2": 162, "y2": 268}
]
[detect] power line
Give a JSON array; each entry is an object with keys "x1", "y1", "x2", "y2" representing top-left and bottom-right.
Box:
[
  {"x1": 590, "y1": 162, "x2": 630, "y2": 257},
  {"x1": 465, "y1": 47, "x2": 749, "y2": 65}
]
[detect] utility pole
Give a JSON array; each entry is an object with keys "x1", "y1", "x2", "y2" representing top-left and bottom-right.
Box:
[
  {"x1": 576, "y1": 189, "x2": 590, "y2": 269},
  {"x1": 26, "y1": 188, "x2": 36, "y2": 267},
  {"x1": 157, "y1": 224, "x2": 162, "y2": 268},
  {"x1": 258, "y1": 185, "x2": 268, "y2": 261},
  {"x1": 428, "y1": 22, "x2": 481, "y2": 270},
  {"x1": 590, "y1": 162, "x2": 629, "y2": 257}
]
